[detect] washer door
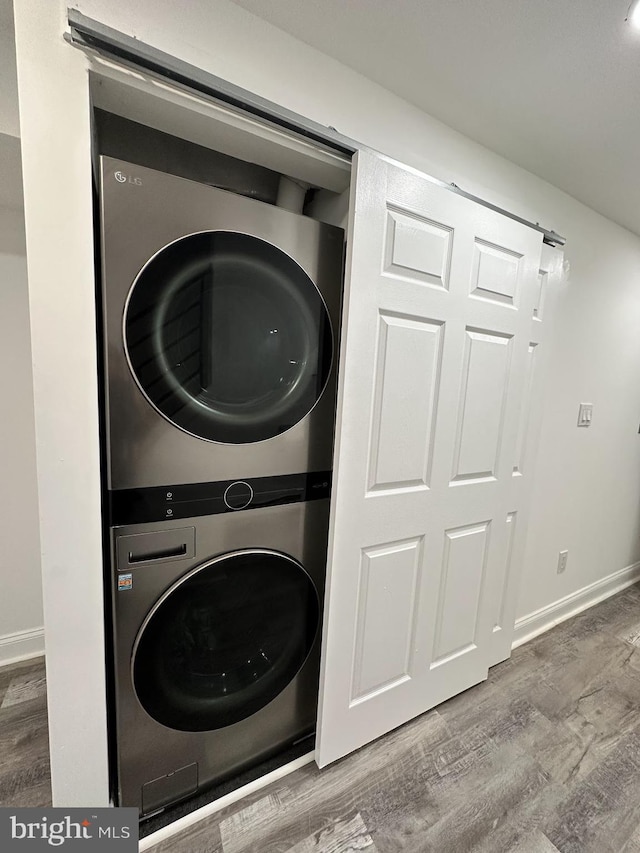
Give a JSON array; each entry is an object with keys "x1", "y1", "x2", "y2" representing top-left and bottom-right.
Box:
[
  {"x1": 124, "y1": 231, "x2": 334, "y2": 444},
  {"x1": 132, "y1": 550, "x2": 320, "y2": 732}
]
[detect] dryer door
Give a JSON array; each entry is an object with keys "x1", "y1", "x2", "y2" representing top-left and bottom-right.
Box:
[
  {"x1": 124, "y1": 231, "x2": 333, "y2": 444},
  {"x1": 132, "y1": 549, "x2": 320, "y2": 732}
]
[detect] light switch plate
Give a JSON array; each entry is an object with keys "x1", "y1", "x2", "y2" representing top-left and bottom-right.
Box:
[{"x1": 577, "y1": 403, "x2": 593, "y2": 427}]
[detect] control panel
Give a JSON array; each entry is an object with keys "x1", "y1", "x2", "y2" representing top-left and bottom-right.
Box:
[{"x1": 109, "y1": 470, "x2": 331, "y2": 525}]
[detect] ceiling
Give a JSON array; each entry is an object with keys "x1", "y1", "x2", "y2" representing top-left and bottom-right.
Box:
[{"x1": 230, "y1": 0, "x2": 640, "y2": 237}]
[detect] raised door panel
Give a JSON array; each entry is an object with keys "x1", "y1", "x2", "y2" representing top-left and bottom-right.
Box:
[
  {"x1": 533, "y1": 269, "x2": 548, "y2": 321},
  {"x1": 350, "y1": 537, "x2": 423, "y2": 702},
  {"x1": 451, "y1": 328, "x2": 513, "y2": 484},
  {"x1": 367, "y1": 312, "x2": 443, "y2": 493},
  {"x1": 470, "y1": 239, "x2": 521, "y2": 307},
  {"x1": 432, "y1": 521, "x2": 491, "y2": 665},
  {"x1": 491, "y1": 511, "x2": 518, "y2": 642},
  {"x1": 513, "y1": 343, "x2": 538, "y2": 476},
  {"x1": 384, "y1": 205, "x2": 453, "y2": 289}
]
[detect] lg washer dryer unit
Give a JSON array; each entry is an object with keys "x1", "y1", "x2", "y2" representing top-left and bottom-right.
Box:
[
  {"x1": 111, "y1": 495, "x2": 330, "y2": 816},
  {"x1": 99, "y1": 156, "x2": 341, "y2": 815},
  {"x1": 99, "y1": 156, "x2": 344, "y2": 492}
]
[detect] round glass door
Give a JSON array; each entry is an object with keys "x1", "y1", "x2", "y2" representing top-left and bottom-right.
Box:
[
  {"x1": 132, "y1": 550, "x2": 320, "y2": 732},
  {"x1": 124, "y1": 231, "x2": 333, "y2": 443}
]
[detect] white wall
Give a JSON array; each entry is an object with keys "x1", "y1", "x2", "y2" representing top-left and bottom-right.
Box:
[
  {"x1": 72, "y1": 0, "x2": 640, "y2": 619},
  {"x1": 0, "y1": 4, "x2": 44, "y2": 664},
  {"x1": 0, "y1": 0, "x2": 20, "y2": 138},
  {"x1": 0, "y1": 195, "x2": 44, "y2": 665},
  {"x1": 14, "y1": 0, "x2": 640, "y2": 805},
  {"x1": 519, "y1": 214, "x2": 640, "y2": 618}
]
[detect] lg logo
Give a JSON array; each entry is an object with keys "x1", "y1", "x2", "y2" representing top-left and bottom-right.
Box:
[{"x1": 114, "y1": 170, "x2": 142, "y2": 186}]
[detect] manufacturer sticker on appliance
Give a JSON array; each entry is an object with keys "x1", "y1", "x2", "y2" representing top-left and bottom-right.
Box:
[{"x1": 117, "y1": 574, "x2": 133, "y2": 592}]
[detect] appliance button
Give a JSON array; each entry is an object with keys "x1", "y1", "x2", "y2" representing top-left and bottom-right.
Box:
[{"x1": 223, "y1": 481, "x2": 254, "y2": 510}]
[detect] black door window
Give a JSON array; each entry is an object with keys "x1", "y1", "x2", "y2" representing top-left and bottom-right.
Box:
[
  {"x1": 133, "y1": 550, "x2": 320, "y2": 731},
  {"x1": 125, "y1": 232, "x2": 333, "y2": 443}
]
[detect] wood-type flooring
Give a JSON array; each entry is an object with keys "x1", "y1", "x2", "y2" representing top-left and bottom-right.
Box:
[
  {"x1": 149, "y1": 583, "x2": 640, "y2": 853},
  {"x1": 0, "y1": 655, "x2": 50, "y2": 808},
  {"x1": 6, "y1": 584, "x2": 640, "y2": 851}
]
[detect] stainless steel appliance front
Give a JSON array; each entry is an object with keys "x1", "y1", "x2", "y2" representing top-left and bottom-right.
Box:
[
  {"x1": 111, "y1": 500, "x2": 328, "y2": 815},
  {"x1": 99, "y1": 156, "x2": 344, "y2": 490}
]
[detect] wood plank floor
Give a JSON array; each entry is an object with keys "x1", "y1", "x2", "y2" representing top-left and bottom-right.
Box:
[
  {"x1": 0, "y1": 656, "x2": 50, "y2": 808},
  {"x1": 5, "y1": 584, "x2": 640, "y2": 851},
  {"x1": 148, "y1": 583, "x2": 640, "y2": 853}
]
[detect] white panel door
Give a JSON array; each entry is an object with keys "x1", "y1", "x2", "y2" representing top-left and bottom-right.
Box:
[
  {"x1": 488, "y1": 243, "x2": 563, "y2": 665},
  {"x1": 316, "y1": 150, "x2": 545, "y2": 767}
]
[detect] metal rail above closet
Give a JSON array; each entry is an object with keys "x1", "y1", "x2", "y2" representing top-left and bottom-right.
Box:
[{"x1": 66, "y1": 9, "x2": 566, "y2": 248}]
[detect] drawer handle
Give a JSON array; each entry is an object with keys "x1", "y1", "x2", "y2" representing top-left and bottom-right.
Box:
[{"x1": 128, "y1": 544, "x2": 187, "y2": 564}]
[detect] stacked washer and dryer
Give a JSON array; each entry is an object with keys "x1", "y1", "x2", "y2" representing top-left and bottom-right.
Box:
[{"x1": 98, "y1": 156, "x2": 344, "y2": 816}]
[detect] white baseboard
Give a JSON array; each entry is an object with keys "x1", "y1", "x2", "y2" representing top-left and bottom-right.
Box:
[
  {"x1": 0, "y1": 627, "x2": 45, "y2": 667},
  {"x1": 512, "y1": 561, "x2": 640, "y2": 649}
]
